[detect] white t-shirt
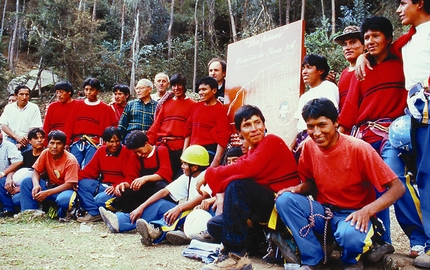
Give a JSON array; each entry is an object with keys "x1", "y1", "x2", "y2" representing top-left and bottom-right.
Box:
[
  {"x1": 402, "y1": 20, "x2": 430, "y2": 90},
  {"x1": 294, "y1": 80, "x2": 339, "y2": 131},
  {"x1": 166, "y1": 171, "x2": 211, "y2": 203},
  {"x1": 0, "y1": 102, "x2": 42, "y2": 139}
]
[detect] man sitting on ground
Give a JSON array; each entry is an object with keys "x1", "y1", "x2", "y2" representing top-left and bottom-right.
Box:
[{"x1": 275, "y1": 98, "x2": 405, "y2": 269}]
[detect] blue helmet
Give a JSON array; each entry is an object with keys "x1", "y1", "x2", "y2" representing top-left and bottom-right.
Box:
[{"x1": 389, "y1": 115, "x2": 412, "y2": 152}]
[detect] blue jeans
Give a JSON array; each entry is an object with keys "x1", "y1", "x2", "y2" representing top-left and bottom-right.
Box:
[
  {"x1": 0, "y1": 177, "x2": 20, "y2": 211},
  {"x1": 5, "y1": 137, "x2": 31, "y2": 152},
  {"x1": 20, "y1": 177, "x2": 76, "y2": 218},
  {"x1": 116, "y1": 199, "x2": 176, "y2": 232},
  {"x1": 78, "y1": 179, "x2": 117, "y2": 216},
  {"x1": 70, "y1": 141, "x2": 97, "y2": 168},
  {"x1": 415, "y1": 124, "x2": 430, "y2": 251},
  {"x1": 276, "y1": 192, "x2": 373, "y2": 265},
  {"x1": 207, "y1": 179, "x2": 274, "y2": 254}
]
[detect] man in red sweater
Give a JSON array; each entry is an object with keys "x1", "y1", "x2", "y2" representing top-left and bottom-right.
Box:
[
  {"x1": 76, "y1": 127, "x2": 132, "y2": 222},
  {"x1": 196, "y1": 105, "x2": 300, "y2": 270},
  {"x1": 109, "y1": 130, "x2": 172, "y2": 213},
  {"x1": 147, "y1": 74, "x2": 195, "y2": 179},
  {"x1": 43, "y1": 82, "x2": 76, "y2": 141},
  {"x1": 333, "y1": 26, "x2": 365, "y2": 115},
  {"x1": 66, "y1": 78, "x2": 118, "y2": 168},
  {"x1": 338, "y1": 17, "x2": 408, "y2": 246},
  {"x1": 184, "y1": 76, "x2": 231, "y2": 167}
]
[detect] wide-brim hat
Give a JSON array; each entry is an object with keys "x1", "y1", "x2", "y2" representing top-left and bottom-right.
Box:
[{"x1": 334, "y1": 26, "x2": 362, "y2": 45}]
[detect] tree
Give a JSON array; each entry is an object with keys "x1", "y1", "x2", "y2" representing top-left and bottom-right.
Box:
[
  {"x1": 226, "y1": 0, "x2": 237, "y2": 42},
  {"x1": 167, "y1": 0, "x2": 174, "y2": 59},
  {"x1": 7, "y1": 0, "x2": 19, "y2": 72},
  {"x1": 193, "y1": 0, "x2": 198, "y2": 92}
]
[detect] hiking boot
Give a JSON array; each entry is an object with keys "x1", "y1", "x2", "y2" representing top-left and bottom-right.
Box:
[
  {"x1": 262, "y1": 246, "x2": 283, "y2": 264},
  {"x1": 414, "y1": 251, "x2": 430, "y2": 268},
  {"x1": 201, "y1": 252, "x2": 252, "y2": 270},
  {"x1": 410, "y1": 245, "x2": 425, "y2": 258},
  {"x1": 136, "y1": 219, "x2": 161, "y2": 246},
  {"x1": 99, "y1": 207, "x2": 119, "y2": 233},
  {"x1": 166, "y1": 230, "x2": 191, "y2": 245},
  {"x1": 192, "y1": 230, "x2": 216, "y2": 243},
  {"x1": 77, "y1": 213, "x2": 102, "y2": 223},
  {"x1": 270, "y1": 231, "x2": 301, "y2": 264},
  {"x1": 343, "y1": 260, "x2": 364, "y2": 270},
  {"x1": 59, "y1": 211, "x2": 75, "y2": 223},
  {"x1": 364, "y1": 242, "x2": 394, "y2": 262}
]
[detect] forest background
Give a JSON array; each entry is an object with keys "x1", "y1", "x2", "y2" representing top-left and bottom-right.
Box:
[{"x1": 0, "y1": 0, "x2": 405, "y2": 101}]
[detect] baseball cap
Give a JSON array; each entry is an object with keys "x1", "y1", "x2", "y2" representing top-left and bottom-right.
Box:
[{"x1": 333, "y1": 26, "x2": 363, "y2": 45}]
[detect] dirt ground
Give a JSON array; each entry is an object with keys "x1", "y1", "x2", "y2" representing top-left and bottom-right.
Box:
[{"x1": 0, "y1": 206, "x2": 413, "y2": 270}]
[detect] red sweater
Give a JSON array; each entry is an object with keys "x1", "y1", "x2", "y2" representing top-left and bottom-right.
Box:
[
  {"x1": 339, "y1": 58, "x2": 407, "y2": 132},
  {"x1": 65, "y1": 100, "x2": 118, "y2": 143},
  {"x1": 338, "y1": 68, "x2": 355, "y2": 113},
  {"x1": 78, "y1": 144, "x2": 132, "y2": 187},
  {"x1": 147, "y1": 98, "x2": 196, "y2": 150},
  {"x1": 124, "y1": 145, "x2": 172, "y2": 184},
  {"x1": 185, "y1": 101, "x2": 231, "y2": 148},
  {"x1": 205, "y1": 134, "x2": 301, "y2": 194},
  {"x1": 110, "y1": 103, "x2": 125, "y2": 123},
  {"x1": 43, "y1": 100, "x2": 77, "y2": 139}
]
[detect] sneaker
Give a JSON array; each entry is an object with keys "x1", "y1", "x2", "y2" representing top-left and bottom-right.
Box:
[
  {"x1": 77, "y1": 213, "x2": 102, "y2": 223},
  {"x1": 99, "y1": 207, "x2": 119, "y2": 233},
  {"x1": 270, "y1": 231, "x2": 301, "y2": 264},
  {"x1": 0, "y1": 210, "x2": 18, "y2": 218},
  {"x1": 166, "y1": 230, "x2": 191, "y2": 245},
  {"x1": 136, "y1": 219, "x2": 162, "y2": 246},
  {"x1": 410, "y1": 245, "x2": 425, "y2": 258},
  {"x1": 201, "y1": 252, "x2": 252, "y2": 270},
  {"x1": 414, "y1": 251, "x2": 430, "y2": 268},
  {"x1": 364, "y1": 243, "x2": 395, "y2": 262},
  {"x1": 192, "y1": 230, "x2": 216, "y2": 243}
]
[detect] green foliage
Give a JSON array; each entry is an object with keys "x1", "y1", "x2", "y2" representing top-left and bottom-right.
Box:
[
  {"x1": 305, "y1": 19, "x2": 347, "y2": 75},
  {"x1": 0, "y1": 0, "x2": 410, "y2": 95}
]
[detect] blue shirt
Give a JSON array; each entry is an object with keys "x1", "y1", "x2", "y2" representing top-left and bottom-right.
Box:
[{"x1": 118, "y1": 98, "x2": 157, "y2": 139}]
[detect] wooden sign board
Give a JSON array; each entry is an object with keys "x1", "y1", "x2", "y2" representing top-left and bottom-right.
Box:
[{"x1": 225, "y1": 20, "x2": 305, "y2": 147}]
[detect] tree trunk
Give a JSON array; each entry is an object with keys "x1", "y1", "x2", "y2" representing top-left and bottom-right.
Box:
[
  {"x1": 193, "y1": 0, "x2": 199, "y2": 93},
  {"x1": 331, "y1": 0, "x2": 335, "y2": 36},
  {"x1": 242, "y1": 0, "x2": 248, "y2": 34},
  {"x1": 278, "y1": 0, "x2": 282, "y2": 25},
  {"x1": 208, "y1": 0, "x2": 216, "y2": 50},
  {"x1": 8, "y1": 0, "x2": 19, "y2": 72},
  {"x1": 33, "y1": 56, "x2": 45, "y2": 96},
  {"x1": 167, "y1": 0, "x2": 174, "y2": 59},
  {"x1": 0, "y1": 0, "x2": 8, "y2": 40},
  {"x1": 226, "y1": 0, "x2": 237, "y2": 42},
  {"x1": 320, "y1": 0, "x2": 325, "y2": 22},
  {"x1": 92, "y1": 0, "x2": 97, "y2": 22},
  {"x1": 120, "y1": 0, "x2": 125, "y2": 51},
  {"x1": 286, "y1": 0, "x2": 290, "y2": 24},
  {"x1": 301, "y1": 0, "x2": 305, "y2": 21},
  {"x1": 130, "y1": 7, "x2": 139, "y2": 92}
]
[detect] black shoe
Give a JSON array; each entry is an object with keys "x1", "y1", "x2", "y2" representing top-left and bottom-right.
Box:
[
  {"x1": 270, "y1": 231, "x2": 301, "y2": 264},
  {"x1": 364, "y1": 243, "x2": 395, "y2": 262},
  {"x1": 0, "y1": 210, "x2": 18, "y2": 218}
]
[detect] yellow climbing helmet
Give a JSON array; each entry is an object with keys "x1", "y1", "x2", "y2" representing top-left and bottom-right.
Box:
[{"x1": 181, "y1": 145, "x2": 210, "y2": 166}]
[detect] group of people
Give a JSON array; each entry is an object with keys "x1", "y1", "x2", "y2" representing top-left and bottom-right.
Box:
[{"x1": 1, "y1": 1, "x2": 430, "y2": 269}]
